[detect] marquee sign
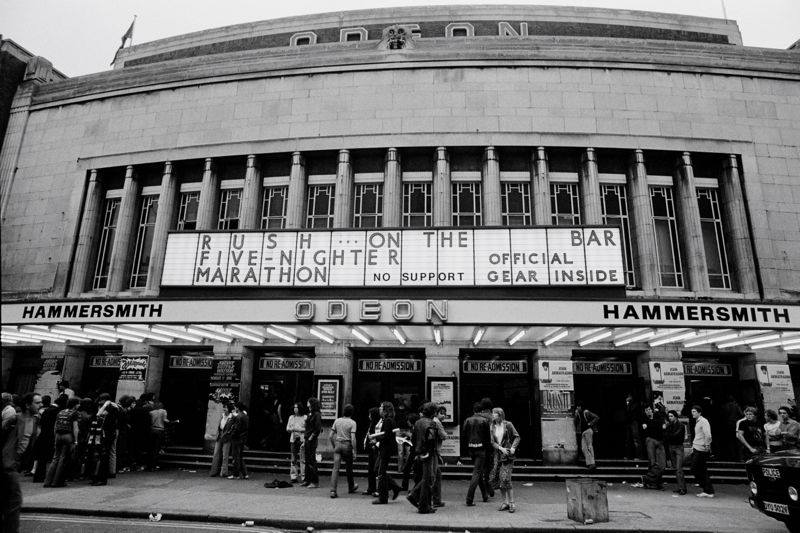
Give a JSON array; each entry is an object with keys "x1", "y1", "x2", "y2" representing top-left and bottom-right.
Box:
[
  {"x1": 462, "y1": 360, "x2": 528, "y2": 374},
  {"x1": 358, "y1": 359, "x2": 422, "y2": 372},
  {"x1": 160, "y1": 227, "x2": 624, "y2": 288}
]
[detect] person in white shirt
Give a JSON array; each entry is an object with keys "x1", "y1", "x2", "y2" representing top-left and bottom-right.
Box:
[
  {"x1": 690, "y1": 405, "x2": 714, "y2": 498},
  {"x1": 209, "y1": 402, "x2": 234, "y2": 477}
]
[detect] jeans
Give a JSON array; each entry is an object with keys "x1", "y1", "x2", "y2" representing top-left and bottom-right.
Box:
[
  {"x1": 376, "y1": 453, "x2": 400, "y2": 502},
  {"x1": 668, "y1": 444, "x2": 686, "y2": 491},
  {"x1": 230, "y1": 440, "x2": 247, "y2": 477},
  {"x1": 330, "y1": 442, "x2": 356, "y2": 493},
  {"x1": 209, "y1": 440, "x2": 230, "y2": 476},
  {"x1": 644, "y1": 437, "x2": 666, "y2": 486},
  {"x1": 408, "y1": 456, "x2": 435, "y2": 512},
  {"x1": 466, "y1": 448, "x2": 488, "y2": 503},
  {"x1": 290, "y1": 438, "x2": 305, "y2": 481},
  {"x1": 1, "y1": 469, "x2": 22, "y2": 533},
  {"x1": 44, "y1": 433, "x2": 74, "y2": 487},
  {"x1": 304, "y1": 438, "x2": 319, "y2": 484},
  {"x1": 90, "y1": 442, "x2": 110, "y2": 484},
  {"x1": 365, "y1": 445, "x2": 378, "y2": 492},
  {"x1": 432, "y1": 455, "x2": 443, "y2": 505},
  {"x1": 482, "y1": 445, "x2": 495, "y2": 496},
  {"x1": 148, "y1": 429, "x2": 164, "y2": 470},
  {"x1": 625, "y1": 421, "x2": 642, "y2": 459},
  {"x1": 581, "y1": 429, "x2": 595, "y2": 467},
  {"x1": 108, "y1": 429, "x2": 118, "y2": 475},
  {"x1": 690, "y1": 449, "x2": 714, "y2": 494}
]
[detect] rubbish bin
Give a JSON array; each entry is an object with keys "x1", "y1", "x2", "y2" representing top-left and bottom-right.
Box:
[{"x1": 566, "y1": 478, "x2": 609, "y2": 524}]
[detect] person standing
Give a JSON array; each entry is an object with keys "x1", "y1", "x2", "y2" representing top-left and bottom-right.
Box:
[
  {"x1": 574, "y1": 403, "x2": 599, "y2": 471},
  {"x1": 228, "y1": 402, "x2": 249, "y2": 480},
  {"x1": 431, "y1": 405, "x2": 447, "y2": 508},
  {"x1": 371, "y1": 401, "x2": 401, "y2": 504},
  {"x1": 721, "y1": 395, "x2": 743, "y2": 460},
  {"x1": 116, "y1": 395, "x2": 134, "y2": 473},
  {"x1": 664, "y1": 410, "x2": 687, "y2": 495},
  {"x1": 209, "y1": 402, "x2": 234, "y2": 477},
  {"x1": 302, "y1": 397, "x2": 322, "y2": 488},
  {"x1": 362, "y1": 406, "x2": 380, "y2": 496},
  {"x1": 148, "y1": 400, "x2": 170, "y2": 471},
  {"x1": 407, "y1": 402, "x2": 438, "y2": 514},
  {"x1": 489, "y1": 407, "x2": 521, "y2": 513},
  {"x1": 2, "y1": 392, "x2": 22, "y2": 533},
  {"x1": 690, "y1": 405, "x2": 714, "y2": 498},
  {"x1": 44, "y1": 397, "x2": 80, "y2": 487},
  {"x1": 33, "y1": 395, "x2": 61, "y2": 482},
  {"x1": 776, "y1": 405, "x2": 800, "y2": 451},
  {"x1": 624, "y1": 394, "x2": 642, "y2": 459},
  {"x1": 478, "y1": 397, "x2": 495, "y2": 498},
  {"x1": 735, "y1": 406, "x2": 764, "y2": 459},
  {"x1": 329, "y1": 404, "x2": 358, "y2": 498},
  {"x1": 764, "y1": 409, "x2": 782, "y2": 453},
  {"x1": 88, "y1": 394, "x2": 117, "y2": 486},
  {"x1": 16, "y1": 393, "x2": 42, "y2": 475},
  {"x1": 57, "y1": 381, "x2": 76, "y2": 399},
  {"x1": 463, "y1": 402, "x2": 490, "y2": 506},
  {"x1": 641, "y1": 405, "x2": 666, "y2": 490},
  {"x1": 399, "y1": 412, "x2": 420, "y2": 492},
  {"x1": 285, "y1": 402, "x2": 306, "y2": 483}
]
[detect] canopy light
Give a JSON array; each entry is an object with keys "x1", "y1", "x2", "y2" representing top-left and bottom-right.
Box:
[
  {"x1": 350, "y1": 326, "x2": 372, "y2": 345},
  {"x1": 472, "y1": 327, "x2": 486, "y2": 346},
  {"x1": 649, "y1": 330, "x2": 697, "y2": 347},
  {"x1": 614, "y1": 329, "x2": 655, "y2": 347},
  {"x1": 308, "y1": 326, "x2": 335, "y2": 344},
  {"x1": 266, "y1": 326, "x2": 298, "y2": 344},
  {"x1": 224, "y1": 325, "x2": 266, "y2": 343},
  {"x1": 578, "y1": 329, "x2": 612, "y2": 347},
  {"x1": 432, "y1": 326, "x2": 442, "y2": 346},
  {"x1": 391, "y1": 327, "x2": 407, "y2": 345},
  {"x1": 186, "y1": 326, "x2": 233, "y2": 343},
  {"x1": 507, "y1": 328, "x2": 527, "y2": 346},
  {"x1": 542, "y1": 327, "x2": 568, "y2": 346}
]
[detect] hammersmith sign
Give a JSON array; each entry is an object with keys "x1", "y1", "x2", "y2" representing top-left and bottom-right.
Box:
[{"x1": 161, "y1": 228, "x2": 624, "y2": 287}]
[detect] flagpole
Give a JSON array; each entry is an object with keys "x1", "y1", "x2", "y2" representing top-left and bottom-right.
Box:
[
  {"x1": 720, "y1": 0, "x2": 728, "y2": 20},
  {"x1": 131, "y1": 15, "x2": 137, "y2": 46}
]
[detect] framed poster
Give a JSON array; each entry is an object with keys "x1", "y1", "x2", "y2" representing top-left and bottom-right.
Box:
[
  {"x1": 316, "y1": 376, "x2": 341, "y2": 420},
  {"x1": 428, "y1": 377, "x2": 457, "y2": 425}
]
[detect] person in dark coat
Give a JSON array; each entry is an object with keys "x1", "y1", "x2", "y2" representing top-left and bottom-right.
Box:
[
  {"x1": 664, "y1": 410, "x2": 687, "y2": 495},
  {"x1": 227, "y1": 402, "x2": 249, "y2": 480},
  {"x1": 370, "y1": 401, "x2": 401, "y2": 504},
  {"x1": 32, "y1": 395, "x2": 63, "y2": 482},
  {"x1": 302, "y1": 397, "x2": 322, "y2": 488},
  {"x1": 462, "y1": 401, "x2": 491, "y2": 506},
  {"x1": 407, "y1": 402, "x2": 438, "y2": 514}
]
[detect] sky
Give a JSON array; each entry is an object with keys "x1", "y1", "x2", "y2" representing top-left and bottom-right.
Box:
[{"x1": 2, "y1": 0, "x2": 798, "y2": 77}]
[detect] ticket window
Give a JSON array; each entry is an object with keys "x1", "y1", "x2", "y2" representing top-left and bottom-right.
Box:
[
  {"x1": 460, "y1": 353, "x2": 534, "y2": 458},
  {"x1": 352, "y1": 352, "x2": 425, "y2": 450},
  {"x1": 572, "y1": 358, "x2": 642, "y2": 460},
  {"x1": 251, "y1": 353, "x2": 315, "y2": 451},
  {"x1": 160, "y1": 352, "x2": 213, "y2": 447}
]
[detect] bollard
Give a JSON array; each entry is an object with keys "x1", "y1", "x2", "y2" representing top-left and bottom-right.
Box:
[{"x1": 566, "y1": 478, "x2": 609, "y2": 524}]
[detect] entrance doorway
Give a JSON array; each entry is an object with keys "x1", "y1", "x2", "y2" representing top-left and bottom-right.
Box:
[
  {"x1": 250, "y1": 351, "x2": 315, "y2": 451},
  {"x1": 572, "y1": 356, "x2": 642, "y2": 460},
  {"x1": 460, "y1": 352, "x2": 534, "y2": 457},
  {"x1": 352, "y1": 351, "x2": 425, "y2": 448},
  {"x1": 160, "y1": 351, "x2": 213, "y2": 447},
  {"x1": 683, "y1": 358, "x2": 746, "y2": 461}
]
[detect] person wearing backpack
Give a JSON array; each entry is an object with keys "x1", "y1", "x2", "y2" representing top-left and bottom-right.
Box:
[{"x1": 44, "y1": 397, "x2": 80, "y2": 487}]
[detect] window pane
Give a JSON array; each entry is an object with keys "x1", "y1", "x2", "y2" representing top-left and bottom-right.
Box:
[
  {"x1": 353, "y1": 184, "x2": 383, "y2": 228},
  {"x1": 177, "y1": 192, "x2": 199, "y2": 231},
  {"x1": 501, "y1": 182, "x2": 532, "y2": 226},
  {"x1": 218, "y1": 189, "x2": 242, "y2": 230},
  {"x1": 261, "y1": 186, "x2": 288, "y2": 229},
  {"x1": 650, "y1": 186, "x2": 683, "y2": 288},
  {"x1": 452, "y1": 183, "x2": 482, "y2": 227},
  {"x1": 550, "y1": 183, "x2": 580, "y2": 226},
  {"x1": 306, "y1": 185, "x2": 335, "y2": 228},
  {"x1": 697, "y1": 188, "x2": 731, "y2": 289},
  {"x1": 403, "y1": 182, "x2": 432, "y2": 227},
  {"x1": 92, "y1": 199, "x2": 120, "y2": 290},
  {"x1": 601, "y1": 184, "x2": 635, "y2": 287},
  {"x1": 130, "y1": 195, "x2": 159, "y2": 288}
]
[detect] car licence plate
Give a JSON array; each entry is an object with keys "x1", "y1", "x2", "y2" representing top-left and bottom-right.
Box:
[
  {"x1": 762, "y1": 467, "x2": 781, "y2": 479},
  {"x1": 764, "y1": 501, "x2": 790, "y2": 515}
]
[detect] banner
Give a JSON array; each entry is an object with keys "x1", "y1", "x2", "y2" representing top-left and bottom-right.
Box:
[
  {"x1": 119, "y1": 356, "x2": 147, "y2": 381},
  {"x1": 649, "y1": 361, "x2": 685, "y2": 413},
  {"x1": 162, "y1": 227, "x2": 624, "y2": 287},
  {"x1": 538, "y1": 360, "x2": 574, "y2": 391},
  {"x1": 756, "y1": 364, "x2": 795, "y2": 413}
]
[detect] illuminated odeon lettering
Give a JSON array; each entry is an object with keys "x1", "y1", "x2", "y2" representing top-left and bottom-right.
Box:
[{"x1": 293, "y1": 300, "x2": 447, "y2": 323}]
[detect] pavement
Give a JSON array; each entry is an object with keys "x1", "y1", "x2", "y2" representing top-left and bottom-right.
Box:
[{"x1": 19, "y1": 469, "x2": 783, "y2": 532}]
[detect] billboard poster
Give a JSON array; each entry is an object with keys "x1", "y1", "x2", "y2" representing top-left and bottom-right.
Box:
[
  {"x1": 649, "y1": 361, "x2": 685, "y2": 413},
  {"x1": 430, "y1": 380, "x2": 455, "y2": 424},
  {"x1": 209, "y1": 357, "x2": 242, "y2": 398},
  {"x1": 538, "y1": 360, "x2": 574, "y2": 391},
  {"x1": 119, "y1": 356, "x2": 147, "y2": 381},
  {"x1": 318, "y1": 378, "x2": 340, "y2": 420},
  {"x1": 756, "y1": 364, "x2": 795, "y2": 413},
  {"x1": 440, "y1": 426, "x2": 460, "y2": 457}
]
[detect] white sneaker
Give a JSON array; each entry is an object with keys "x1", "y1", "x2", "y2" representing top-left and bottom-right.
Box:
[{"x1": 696, "y1": 492, "x2": 715, "y2": 498}]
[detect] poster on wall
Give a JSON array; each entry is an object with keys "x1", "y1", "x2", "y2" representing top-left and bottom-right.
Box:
[
  {"x1": 757, "y1": 364, "x2": 795, "y2": 412},
  {"x1": 317, "y1": 378, "x2": 340, "y2": 420},
  {"x1": 429, "y1": 379, "x2": 455, "y2": 424},
  {"x1": 649, "y1": 361, "x2": 685, "y2": 413},
  {"x1": 440, "y1": 426, "x2": 460, "y2": 457},
  {"x1": 209, "y1": 357, "x2": 242, "y2": 399},
  {"x1": 119, "y1": 356, "x2": 147, "y2": 381},
  {"x1": 538, "y1": 360, "x2": 574, "y2": 391}
]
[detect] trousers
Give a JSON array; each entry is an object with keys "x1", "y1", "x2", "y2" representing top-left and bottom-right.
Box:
[{"x1": 466, "y1": 448, "x2": 488, "y2": 503}]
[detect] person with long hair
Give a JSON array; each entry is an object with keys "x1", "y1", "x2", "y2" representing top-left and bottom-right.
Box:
[
  {"x1": 329, "y1": 403, "x2": 358, "y2": 498},
  {"x1": 489, "y1": 407, "x2": 520, "y2": 513},
  {"x1": 286, "y1": 402, "x2": 306, "y2": 483},
  {"x1": 302, "y1": 397, "x2": 322, "y2": 488},
  {"x1": 765, "y1": 409, "x2": 781, "y2": 453},
  {"x1": 370, "y1": 401, "x2": 401, "y2": 504},
  {"x1": 362, "y1": 406, "x2": 381, "y2": 496}
]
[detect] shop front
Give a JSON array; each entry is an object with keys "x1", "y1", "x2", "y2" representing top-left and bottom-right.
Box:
[
  {"x1": 161, "y1": 350, "x2": 213, "y2": 446},
  {"x1": 250, "y1": 350, "x2": 315, "y2": 451},
  {"x1": 352, "y1": 350, "x2": 425, "y2": 445},
  {"x1": 572, "y1": 355, "x2": 642, "y2": 459},
  {"x1": 459, "y1": 352, "x2": 534, "y2": 457}
]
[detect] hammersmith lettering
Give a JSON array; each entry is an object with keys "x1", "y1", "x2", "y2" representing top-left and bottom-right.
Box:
[
  {"x1": 22, "y1": 303, "x2": 163, "y2": 320},
  {"x1": 603, "y1": 304, "x2": 790, "y2": 324}
]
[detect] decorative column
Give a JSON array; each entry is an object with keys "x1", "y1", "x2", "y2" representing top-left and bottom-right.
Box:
[
  {"x1": 674, "y1": 152, "x2": 710, "y2": 293},
  {"x1": 146, "y1": 162, "x2": 178, "y2": 293},
  {"x1": 721, "y1": 155, "x2": 759, "y2": 297},
  {"x1": 286, "y1": 152, "x2": 306, "y2": 229},
  {"x1": 482, "y1": 147, "x2": 502, "y2": 226},
  {"x1": 433, "y1": 147, "x2": 451, "y2": 227},
  {"x1": 531, "y1": 147, "x2": 551, "y2": 225},
  {"x1": 333, "y1": 149, "x2": 353, "y2": 228},
  {"x1": 69, "y1": 170, "x2": 104, "y2": 295},
  {"x1": 314, "y1": 344, "x2": 353, "y2": 454},
  {"x1": 196, "y1": 158, "x2": 219, "y2": 230},
  {"x1": 239, "y1": 155, "x2": 262, "y2": 229},
  {"x1": 383, "y1": 148, "x2": 402, "y2": 227},
  {"x1": 627, "y1": 150, "x2": 659, "y2": 294},
  {"x1": 579, "y1": 148, "x2": 602, "y2": 225},
  {"x1": 107, "y1": 165, "x2": 139, "y2": 293}
]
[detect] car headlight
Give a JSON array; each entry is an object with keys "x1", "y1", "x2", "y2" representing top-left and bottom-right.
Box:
[
  {"x1": 750, "y1": 481, "x2": 758, "y2": 495},
  {"x1": 789, "y1": 486, "x2": 798, "y2": 501}
]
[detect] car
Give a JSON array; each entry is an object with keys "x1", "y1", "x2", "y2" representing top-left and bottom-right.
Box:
[{"x1": 747, "y1": 450, "x2": 800, "y2": 532}]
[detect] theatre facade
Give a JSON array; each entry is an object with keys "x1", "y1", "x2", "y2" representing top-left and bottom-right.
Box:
[{"x1": 1, "y1": 5, "x2": 799, "y2": 462}]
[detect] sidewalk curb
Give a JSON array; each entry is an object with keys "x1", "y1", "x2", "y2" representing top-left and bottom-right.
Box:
[{"x1": 22, "y1": 506, "x2": 721, "y2": 533}]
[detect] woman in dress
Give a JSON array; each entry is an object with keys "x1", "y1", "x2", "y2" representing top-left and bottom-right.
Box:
[{"x1": 489, "y1": 407, "x2": 521, "y2": 513}]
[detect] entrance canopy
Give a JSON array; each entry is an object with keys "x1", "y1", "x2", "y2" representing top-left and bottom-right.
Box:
[{"x1": 2, "y1": 298, "x2": 799, "y2": 351}]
